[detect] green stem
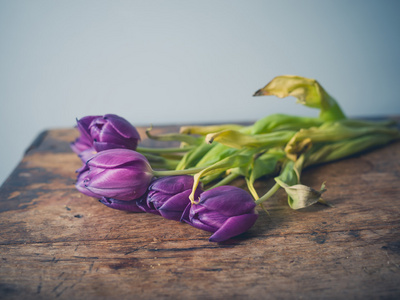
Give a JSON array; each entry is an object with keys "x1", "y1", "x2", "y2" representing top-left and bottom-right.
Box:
[
  {"x1": 246, "y1": 177, "x2": 259, "y2": 200},
  {"x1": 319, "y1": 100, "x2": 346, "y2": 122},
  {"x1": 153, "y1": 167, "x2": 204, "y2": 177},
  {"x1": 206, "y1": 173, "x2": 240, "y2": 190},
  {"x1": 141, "y1": 153, "x2": 180, "y2": 170},
  {"x1": 255, "y1": 183, "x2": 281, "y2": 205},
  {"x1": 137, "y1": 146, "x2": 193, "y2": 154},
  {"x1": 146, "y1": 128, "x2": 199, "y2": 145}
]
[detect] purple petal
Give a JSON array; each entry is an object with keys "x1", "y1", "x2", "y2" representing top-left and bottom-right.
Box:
[
  {"x1": 87, "y1": 167, "x2": 144, "y2": 189},
  {"x1": 93, "y1": 141, "x2": 137, "y2": 152},
  {"x1": 181, "y1": 205, "x2": 225, "y2": 233},
  {"x1": 157, "y1": 190, "x2": 192, "y2": 211},
  {"x1": 98, "y1": 122, "x2": 133, "y2": 144},
  {"x1": 136, "y1": 196, "x2": 160, "y2": 215},
  {"x1": 86, "y1": 185, "x2": 144, "y2": 201},
  {"x1": 87, "y1": 149, "x2": 150, "y2": 169},
  {"x1": 84, "y1": 163, "x2": 152, "y2": 200},
  {"x1": 70, "y1": 139, "x2": 91, "y2": 155},
  {"x1": 99, "y1": 197, "x2": 143, "y2": 212},
  {"x1": 77, "y1": 147, "x2": 97, "y2": 163},
  {"x1": 156, "y1": 190, "x2": 192, "y2": 221},
  {"x1": 147, "y1": 192, "x2": 171, "y2": 209},
  {"x1": 77, "y1": 115, "x2": 100, "y2": 142},
  {"x1": 199, "y1": 186, "x2": 256, "y2": 216},
  {"x1": 180, "y1": 203, "x2": 191, "y2": 222},
  {"x1": 104, "y1": 114, "x2": 141, "y2": 140},
  {"x1": 186, "y1": 215, "x2": 218, "y2": 233},
  {"x1": 196, "y1": 210, "x2": 228, "y2": 230},
  {"x1": 149, "y1": 175, "x2": 194, "y2": 194},
  {"x1": 86, "y1": 115, "x2": 140, "y2": 151},
  {"x1": 76, "y1": 171, "x2": 101, "y2": 198},
  {"x1": 209, "y1": 213, "x2": 258, "y2": 242}
]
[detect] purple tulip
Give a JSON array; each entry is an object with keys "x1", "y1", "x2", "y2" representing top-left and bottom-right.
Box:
[
  {"x1": 89, "y1": 114, "x2": 141, "y2": 151},
  {"x1": 71, "y1": 114, "x2": 141, "y2": 160},
  {"x1": 76, "y1": 148, "x2": 153, "y2": 200},
  {"x1": 181, "y1": 186, "x2": 258, "y2": 242},
  {"x1": 145, "y1": 175, "x2": 203, "y2": 221},
  {"x1": 99, "y1": 197, "x2": 143, "y2": 212}
]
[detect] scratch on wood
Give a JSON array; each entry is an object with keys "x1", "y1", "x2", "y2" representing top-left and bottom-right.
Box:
[
  {"x1": 348, "y1": 230, "x2": 361, "y2": 238},
  {"x1": 109, "y1": 258, "x2": 142, "y2": 270},
  {"x1": 384, "y1": 250, "x2": 400, "y2": 269},
  {"x1": 52, "y1": 281, "x2": 63, "y2": 293},
  {"x1": 147, "y1": 245, "x2": 223, "y2": 252},
  {"x1": 56, "y1": 286, "x2": 68, "y2": 298},
  {"x1": 89, "y1": 261, "x2": 95, "y2": 273},
  {"x1": 310, "y1": 231, "x2": 328, "y2": 244},
  {"x1": 40, "y1": 257, "x2": 60, "y2": 263},
  {"x1": 36, "y1": 277, "x2": 42, "y2": 294}
]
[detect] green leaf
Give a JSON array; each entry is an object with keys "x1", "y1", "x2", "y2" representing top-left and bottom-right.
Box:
[
  {"x1": 195, "y1": 143, "x2": 238, "y2": 168},
  {"x1": 285, "y1": 120, "x2": 400, "y2": 159},
  {"x1": 175, "y1": 141, "x2": 214, "y2": 170},
  {"x1": 251, "y1": 113, "x2": 323, "y2": 134},
  {"x1": 304, "y1": 132, "x2": 400, "y2": 167},
  {"x1": 189, "y1": 153, "x2": 252, "y2": 203},
  {"x1": 146, "y1": 126, "x2": 200, "y2": 145},
  {"x1": 206, "y1": 129, "x2": 295, "y2": 150},
  {"x1": 180, "y1": 124, "x2": 246, "y2": 135}
]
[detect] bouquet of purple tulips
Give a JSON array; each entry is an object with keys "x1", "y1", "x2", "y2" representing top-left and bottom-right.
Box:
[{"x1": 71, "y1": 75, "x2": 400, "y2": 242}]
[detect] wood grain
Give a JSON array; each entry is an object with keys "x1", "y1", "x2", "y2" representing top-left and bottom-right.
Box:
[{"x1": 1, "y1": 125, "x2": 400, "y2": 299}]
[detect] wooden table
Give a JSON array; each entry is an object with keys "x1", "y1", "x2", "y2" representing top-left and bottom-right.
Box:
[{"x1": 1, "y1": 124, "x2": 400, "y2": 299}]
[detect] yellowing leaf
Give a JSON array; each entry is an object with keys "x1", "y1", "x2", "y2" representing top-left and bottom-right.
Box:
[{"x1": 253, "y1": 75, "x2": 346, "y2": 122}]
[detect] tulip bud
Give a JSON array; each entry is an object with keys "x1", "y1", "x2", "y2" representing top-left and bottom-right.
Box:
[
  {"x1": 99, "y1": 197, "x2": 143, "y2": 212},
  {"x1": 77, "y1": 149, "x2": 153, "y2": 200},
  {"x1": 275, "y1": 178, "x2": 327, "y2": 210},
  {"x1": 89, "y1": 114, "x2": 141, "y2": 152},
  {"x1": 71, "y1": 114, "x2": 141, "y2": 160},
  {"x1": 182, "y1": 186, "x2": 258, "y2": 242},
  {"x1": 145, "y1": 175, "x2": 203, "y2": 221}
]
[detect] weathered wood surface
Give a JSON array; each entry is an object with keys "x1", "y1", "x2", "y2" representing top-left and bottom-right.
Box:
[{"x1": 1, "y1": 124, "x2": 400, "y2": 300}]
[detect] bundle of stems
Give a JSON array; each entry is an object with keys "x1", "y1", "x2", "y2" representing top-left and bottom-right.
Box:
[{"x1": 137, "y1": 75, "x2": 400, "y2": 210}]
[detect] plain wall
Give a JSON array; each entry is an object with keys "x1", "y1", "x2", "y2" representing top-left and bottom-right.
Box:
[{"x1": 1, "y1": 0, "x2": 400, "y2": 185}]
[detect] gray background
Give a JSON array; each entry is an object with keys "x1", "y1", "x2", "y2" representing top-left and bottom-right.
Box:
[{"x1": 1, "y1": 0, "x2": 400, "y2": 185}]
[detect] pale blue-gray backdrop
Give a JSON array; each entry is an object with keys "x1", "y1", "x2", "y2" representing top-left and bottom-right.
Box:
[{"x1": 1, "y1": 0, "x2": 400, "y2": 185}]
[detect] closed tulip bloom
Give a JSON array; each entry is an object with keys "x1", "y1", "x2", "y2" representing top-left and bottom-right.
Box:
[
  {"x1": 146, "y1": 175, "x2": 203, "y2": 221},
  {"x1": 78, "y1": 148, "x2": 153, "y2": 200},
  {"x1": 71, "y1": 114, "x2": 141, "y2": 158},
  {"x1": 89, "y1": 114, "x2": 141, "y2": 152},
  {"x1": 181, "y1": 186, "x2": 258, "y2": 242},
  {"x1": 99, "y1": 197, "x2": 143, "y2": 213}
]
